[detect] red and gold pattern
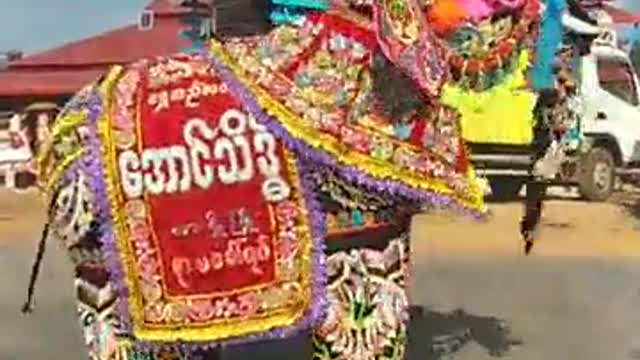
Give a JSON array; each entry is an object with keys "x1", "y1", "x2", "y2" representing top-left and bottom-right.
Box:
[
  {"x1": 97, "y1": 55, "x2": 319, "y2": 343},
  {"x1": 215, "y1": 13, "x2": 484, "y2": 213},
  {"x1": 446, "y1": 0, "x2": 541, "y2": 77}
]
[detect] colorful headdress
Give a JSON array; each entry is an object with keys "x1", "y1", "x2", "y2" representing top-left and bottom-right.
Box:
[{"x1": 426, "y1": 0, "x2": 467, "y2": 36}]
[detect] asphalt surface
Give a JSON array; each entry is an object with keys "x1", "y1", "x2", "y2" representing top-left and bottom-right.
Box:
[{"x1": 1, "y1": 188, "x2": 640, "y2": 359}]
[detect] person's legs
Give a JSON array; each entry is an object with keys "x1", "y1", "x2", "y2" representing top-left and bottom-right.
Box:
[
  {"x1": 520, "y1": 89, "x2": 556, "y2": 254},
  {"x1": 520, "y1": 178, "x2": 546, "y2": 254}
]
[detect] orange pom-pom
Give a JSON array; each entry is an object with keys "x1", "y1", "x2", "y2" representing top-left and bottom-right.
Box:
[{"x1": 426, "y1": 0, "x2": 467, "y2": 36}]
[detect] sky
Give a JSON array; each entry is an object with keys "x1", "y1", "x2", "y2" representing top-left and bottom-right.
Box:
[
  {"x1": 0, "y1": 0, "x2": 640, "y2": 55},
  {"x1": 0, "y1": 0, "x2": 148, "y2": 54},
  {"x1": 614, "y1": 0, "x2": 640, "y2": 42}
]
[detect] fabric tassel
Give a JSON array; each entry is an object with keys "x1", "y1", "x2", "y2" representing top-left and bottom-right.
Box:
[{"x1": 530, "y1": 0, "x2": 567, "y2": 91}]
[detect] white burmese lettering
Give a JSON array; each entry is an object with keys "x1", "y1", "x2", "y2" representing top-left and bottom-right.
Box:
[
  {"x1": 166, "y1": 145, "x2": 192, "y2": 193},
  {"x1": 232, "y1": 136, "x2": 254, "y2": 182},
  {"x1": 254, "y1": 132, "x2": 280, "y2": 177},
  {"x1": 184, "y1": 118, "x2": 215, "y2": 189},
  {"x1": 214, "y1": 137, "x2": 239, "y2": 184},
  {"x1": 117, "y1": 110, "x2": 282, "y2": 199},
  {"x1": 141, "y1": 150, "x2": 167, "y2": 195},
  {"x1": 119, "y1": 150, "x2": 144, "y2": 198}
]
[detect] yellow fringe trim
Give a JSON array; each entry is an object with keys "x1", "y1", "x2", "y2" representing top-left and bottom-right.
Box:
[
  {"x1": 209, "y1": 40, "x2": 485, "y2": 214},
  {"x1": 97, "y1": 64, "x2": 315, "y2": 342}
]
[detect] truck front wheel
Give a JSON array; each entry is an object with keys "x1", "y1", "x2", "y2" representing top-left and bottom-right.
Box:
[{"x1": 578, "y1": 147, "x2": 615, "y2": 202}]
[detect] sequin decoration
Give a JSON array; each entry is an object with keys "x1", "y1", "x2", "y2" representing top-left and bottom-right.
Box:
[
  {"x1": 313, "y1": 235, "x2": 410, "y2": 359},
  {"x1": 213, "y1": 12, "x2": 485, "y2": 214},
  {"x1": 308, "y1": 165, "x2": 409, "y2": 236},
  {"x1": 85, "y1": 54, "x2": 325, "y2": 348},
  {"x1": 440, "y1": 0, "x2": 541, "y2": 91},
  {"x1": 43, "y1": 163, "x2": 206, "y2": 359}
]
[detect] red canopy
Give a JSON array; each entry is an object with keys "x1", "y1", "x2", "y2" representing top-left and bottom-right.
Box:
[{"x1": 603, "y1": 4, "x2": 640, "y2": 24}]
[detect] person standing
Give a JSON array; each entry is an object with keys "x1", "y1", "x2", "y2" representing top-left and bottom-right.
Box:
[{"x1": 520, "y1": 0, "x2": 600, "y2": 254}]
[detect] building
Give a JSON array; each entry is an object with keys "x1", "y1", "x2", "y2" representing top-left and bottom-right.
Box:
[
  {"x1": 0, "y1": 0, "x2": 270, "y2": 113},
  {"x1": 0, "y1": 0, "x2": 270, "y2": 187}
]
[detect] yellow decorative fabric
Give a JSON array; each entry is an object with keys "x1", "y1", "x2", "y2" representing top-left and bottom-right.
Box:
[{"x1": 442, "y1": 51, "x2": 536, "y2": 145}]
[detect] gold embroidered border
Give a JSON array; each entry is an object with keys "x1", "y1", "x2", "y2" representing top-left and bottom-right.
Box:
[
  {"x1": 209, "y1": 40, "x2": 485, "y2": 214},
  {"x1": 96, "y1": 65, "x2": 315, "y2": 342}
]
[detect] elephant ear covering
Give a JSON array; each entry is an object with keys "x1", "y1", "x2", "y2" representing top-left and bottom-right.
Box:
[
  {"x1": 213, "y1": 10, "x2": 486, "y2": 216},
  {"x1": 40, "y1": 55, "x2": 327, "y2": 351}
]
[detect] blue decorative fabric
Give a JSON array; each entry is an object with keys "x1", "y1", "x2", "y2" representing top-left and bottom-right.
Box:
[
  {"x1": 180, "y1": 33, "x2": 204, "y2": 54},
  {"x1": 272, "y1": 0, "x2": 329, "y2": 10},
  {"x1": 270, "y1": 6, "x2": 307, "y2": 25},
  {"x1": 269, "y1": 0, "x2": 328, "y2": 25},
  {"x1": 179, "y1": 11, "x2": 207, "y2": 53},
  {"x1": 530, "y1": 0, "x2": 567, "y2": 91}
]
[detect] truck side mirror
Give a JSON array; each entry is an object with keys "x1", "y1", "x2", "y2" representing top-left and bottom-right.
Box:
[{"x1": 596, "y1": 112, "x2": 607, "y2": 121}]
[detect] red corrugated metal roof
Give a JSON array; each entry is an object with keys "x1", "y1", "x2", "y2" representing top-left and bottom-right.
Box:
[
  {"x1": 0, "y1": 69, "x2": 105, "y2": 96},
  {"x1": 10, "y1": 17, "x2": 186, "y2": 68},
  {"x1": 0, "y1": 0, "x2": 189, "y2": 97}
]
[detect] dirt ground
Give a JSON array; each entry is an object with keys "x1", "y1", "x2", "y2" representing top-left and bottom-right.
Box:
[
  {"x1": 414, "y1": 186, "x2": 640, "y2": 258},
  {"x1": 1, "y1": 186, "x2": 640, "y2": 359},
  {"x1": 2, "y1": 186, "x2": 639, "y2": 253}
]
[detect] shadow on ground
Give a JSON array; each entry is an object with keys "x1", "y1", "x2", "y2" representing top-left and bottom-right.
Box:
[
  {"x1": 621, "y1": 199, "x2": 640, "y2": 222},
  {"x1": 614, "y1": 187, "x2": 640, "y2": 224},
  {"x1": 408, "y1": 307, "x2": 522, "y2": 360}
]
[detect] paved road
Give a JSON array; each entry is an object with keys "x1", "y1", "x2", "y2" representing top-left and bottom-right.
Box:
[
  {"x1": 411, "y1": 194, "x2": 640, "y2": 360},
  {"x1": 0, "y1": 240, "x2": 87, "y2": 360},
  {"x1": 1, "y1": 189, "x2": 640, "y2": 359}
]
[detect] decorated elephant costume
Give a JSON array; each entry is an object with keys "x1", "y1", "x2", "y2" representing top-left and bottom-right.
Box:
[{"x1": 21, "y1": 0, "x2": 578, "y2": 358}]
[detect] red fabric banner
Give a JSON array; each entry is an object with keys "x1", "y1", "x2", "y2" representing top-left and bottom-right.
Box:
[
  {"x1": 139, "y1": 69, "x2": 278, "y2": 296},
  {"x1": 100, "y1": 55, "x2": 318, "y2": 343}
]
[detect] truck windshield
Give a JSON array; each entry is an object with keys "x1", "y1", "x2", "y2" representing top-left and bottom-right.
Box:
[{"x1": 597, "y1": 57, "x2": 639, "y2": 106}]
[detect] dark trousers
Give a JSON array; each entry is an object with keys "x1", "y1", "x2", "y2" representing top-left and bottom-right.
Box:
[{"x1": 521, "y1": 89, "x2": 557, "y2": 239}]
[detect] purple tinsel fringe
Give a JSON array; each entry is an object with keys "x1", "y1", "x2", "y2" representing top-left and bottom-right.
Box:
[
  {"x1": 206, "y1": 53, "x2": 485, "y2": 220},
  {"x1": 73, "y1": 75, "x2": 328, "y2": 355},
  {"x1": 82, "y1": 90, "x2": 134, "y2": 333},
  {"x1": 60, "y1": 46, "x2": 484, "y2": 354}
]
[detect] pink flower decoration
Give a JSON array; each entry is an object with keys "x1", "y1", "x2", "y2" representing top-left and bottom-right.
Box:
[{"x1": 460, "y1": 0, "x2": 494, "y2": 21}]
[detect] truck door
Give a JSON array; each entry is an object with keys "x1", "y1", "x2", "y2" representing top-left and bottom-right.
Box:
[{"x1": 581, "y1": 54, "x2": 640, "y2": 164}]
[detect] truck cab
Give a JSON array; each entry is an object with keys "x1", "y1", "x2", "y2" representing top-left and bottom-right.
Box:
[
  {"x1": 469, "y1": 30, "x2": 640, "y2": 201},
  {"x1": 577, "y1": 36, "x2": 640, "y2": 199}
]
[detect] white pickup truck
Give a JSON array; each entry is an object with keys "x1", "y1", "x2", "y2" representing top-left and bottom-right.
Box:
[{"x1": 471, "y1": 28, "x2": 640, "y2": 201}]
